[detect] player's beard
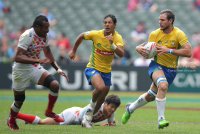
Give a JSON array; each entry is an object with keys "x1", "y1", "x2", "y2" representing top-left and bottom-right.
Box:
[{"x1": 160, "y1": 25, "x2": 169, "y2": 31}]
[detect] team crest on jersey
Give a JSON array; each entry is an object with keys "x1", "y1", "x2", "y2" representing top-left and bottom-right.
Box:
[
  {"x1": 97, "y1": 43, "x2": 101, "y2": 47},
  {"x1": 170, "y1": 40, "x2": 176, "y2": 45},
  {"x1": 158, "y1": 40, "x2": 162, "y2": 44}
]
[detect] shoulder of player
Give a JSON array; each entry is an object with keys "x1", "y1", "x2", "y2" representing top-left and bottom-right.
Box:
[
  {"x1": 20, "y1": 28, "x2": 32, "y2": 38},
  {"x1": 149, "y1": 28, "x2": 161, "y2": 36},
  {"x1": 173, "y1": 26, "x2": 185, "y2": 35}
]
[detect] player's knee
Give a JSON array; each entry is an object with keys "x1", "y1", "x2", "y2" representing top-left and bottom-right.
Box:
[
  {"x1": 50, "y1": 80, "x2": 60, "y2": 91},
  {"x1": 158, "y1": 82, "x2": 168, "y2": 92},
  {"x1": 14, "y1": 94, "x2": 25, "y2": 107},
  {"x1": 44, "y1": 75, "x2": 56, "y2": 89},
  {"x1": 96, "y1": 85, "x2": 105, "y2": 92}
]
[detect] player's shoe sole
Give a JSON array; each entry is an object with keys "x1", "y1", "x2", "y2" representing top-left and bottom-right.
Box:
[
  {"x1": 158, "y1": 119, "x2": 169, "y2": 129},
  {"x1": 122, "y1": 103, "x2": 131, "y2": 124}
]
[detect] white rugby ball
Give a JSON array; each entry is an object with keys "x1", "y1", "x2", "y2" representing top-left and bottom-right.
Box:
[{"x1": 143, "y1": 42, "x2": 157, "y2": 59}]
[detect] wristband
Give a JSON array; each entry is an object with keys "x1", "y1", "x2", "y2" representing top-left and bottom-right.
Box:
[
  {"x1": 57, "y1": 68, "x2": 63, "y2": 73},
  {"x1": 34, "y1": 59, "x2": 40, "y2": 63},
  {"x1": 110, "y1": 43, "x2": 117, "y2": 50},
  {"x1": 51, "y1": 61, "x2": 59, "y2": 71},
  {"x1": 168, "y1": 49, "x2": 174, "y2": 53}
]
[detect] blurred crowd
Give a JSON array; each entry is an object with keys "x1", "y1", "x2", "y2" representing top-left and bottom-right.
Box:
[{"x1": 0, "y1": 0, "x2": 200, "y2": 68}]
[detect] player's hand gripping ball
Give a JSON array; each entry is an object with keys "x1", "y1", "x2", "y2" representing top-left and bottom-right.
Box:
[{"x1": 143, "y1": 42, "x2": 157, "y2": 59}]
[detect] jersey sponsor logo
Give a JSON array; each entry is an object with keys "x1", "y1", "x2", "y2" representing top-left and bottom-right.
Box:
[
  {"x1": 158, "y1": 40, "x2": 162, "y2": 44},
  {"x1": 96, "y1": 49, "x2": 114, "y2": 55}
]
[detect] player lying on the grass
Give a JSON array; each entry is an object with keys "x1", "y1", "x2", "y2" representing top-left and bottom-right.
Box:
[{"x1": 15, "y1": 94, "x2": 120, "y2": 127}]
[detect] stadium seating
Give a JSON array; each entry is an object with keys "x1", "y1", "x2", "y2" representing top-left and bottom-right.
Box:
[{"x1": 2, "y1": 0, "x2": 199, "y2": 60}]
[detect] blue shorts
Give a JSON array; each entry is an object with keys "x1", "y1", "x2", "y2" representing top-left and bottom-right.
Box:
[
  {"x1": 84, "y1": 67, "x2": 112, "y2": 86},
  {"x1": 148, "y1": 60, "x2": 177, "y2": 85}
]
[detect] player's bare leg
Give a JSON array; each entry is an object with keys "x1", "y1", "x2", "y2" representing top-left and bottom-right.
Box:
[
  {"x1": 39, "y1": 117, "x2": 59, "y2": 125},
  {"x1": 152, "y1": 70, "x2": 169, "y2": 129},
  {"x1": 8, "y1": 90, "x2": 25, "y2": 130},
  {"x1": 38, "y1": 71, "x2": 64, "y2": 122},
  {"x1": 82, "y1": 74, "x2": 106, "y2": 128},
  {"x1": 93, "y1": 86, "x2": 110, "y2": 114},
  {"x1": 122, "y1": 83, "x2": 157, "y2": 124}
]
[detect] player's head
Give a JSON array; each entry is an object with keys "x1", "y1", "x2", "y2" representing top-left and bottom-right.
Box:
[
  {"x1": 103, "y1": 14, "x2": 117, "y2": 34},
  {"x1": 104, "y1": 94, "x2": 121, "y2": 115},
  {"x1": 32, "y1": 15, "x2": 49, "y2": 37},
  {"x1": 159, "y1": 9, "x2": 175, "y2": 31}
]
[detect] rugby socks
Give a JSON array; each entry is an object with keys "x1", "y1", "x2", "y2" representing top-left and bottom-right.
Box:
[
  {"x1": 10, "y1": 102, "x2": 20, "y2": 124},
  {"x1": 129, "y1": 93, "x2": 148, "y2": 113},
  {"x1": 90, "y1": 99, "x2": 96, "y2": 110},
  {"x1": 156, "y1": 97, "x2": 166, "y2": 121},
  {"x1": 46, "y1": 91, "x2": 59, "y2": 113},
  {"x1": 16, "y1": 112, "x2": 40, "y2": 124}
]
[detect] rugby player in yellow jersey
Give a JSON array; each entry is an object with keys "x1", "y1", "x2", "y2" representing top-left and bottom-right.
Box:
[
  {"x1": 122, "y1": 9, "x2": 192, "y2": 129},
  {"x1": 68, "y1": 14, "x2": 124, "y2": 128}
]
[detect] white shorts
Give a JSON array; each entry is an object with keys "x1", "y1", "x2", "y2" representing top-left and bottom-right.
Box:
[
  {"x1": 12, "y1": 64, "x2": 46, "y2": 91},
  {"x1": 59, "y1": 106, "x2": 87, "y2": 125}
]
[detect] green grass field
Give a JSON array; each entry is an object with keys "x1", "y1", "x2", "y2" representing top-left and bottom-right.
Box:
[{"x1": 0, "y1": 90, "x2": 200, "y2": 134}]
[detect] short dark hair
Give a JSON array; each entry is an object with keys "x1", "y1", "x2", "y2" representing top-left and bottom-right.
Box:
[
  {"x1": 32, "y1": 15, "x2": 48, "y2": 28},
  {"x1": 105, "y1": 94, "x2": 121, "y2": 107},
  {"x1": 104, "y1": 14, "x2": 117, "y2": 24},
  {"x1": 160, "y1": 9, "x2": 175, "y2": 24}
]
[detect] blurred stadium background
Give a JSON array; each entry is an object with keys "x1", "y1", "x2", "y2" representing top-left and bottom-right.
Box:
[
  {"x1": 0, "y1": 0, "x2": 200, "y2": 133},
  {"x1": 1, "y1": 0, "x2": 200, "y2": 60}
]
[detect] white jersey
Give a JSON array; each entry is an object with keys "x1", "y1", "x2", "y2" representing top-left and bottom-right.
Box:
[
  {"x1": 13, "y1": 28, "x2": 50, "y2": 69},
  {"x1": 59, "y1": 103, "x2": 115, "y2": 125}
]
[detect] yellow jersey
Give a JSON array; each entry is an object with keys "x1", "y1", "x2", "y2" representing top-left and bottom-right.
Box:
[
  {"x1": 84, "y1": 29, "x2": 124, "y2": 73},
  {"x1": 148, "y1": 27, "x2": 189, "y2": 68}
]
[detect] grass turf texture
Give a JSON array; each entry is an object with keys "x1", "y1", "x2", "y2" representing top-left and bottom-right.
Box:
[{"x1": 0, "y1": 90, "x2": 200, "y2": 134}]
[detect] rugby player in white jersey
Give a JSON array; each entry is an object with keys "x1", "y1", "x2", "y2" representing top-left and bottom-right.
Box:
[
  {"x1": 7, "y1": 15, "x2": 69, "y2": 130},
  {"x1": 15, "y1": 94, "x2": 120, "y2": 127}
]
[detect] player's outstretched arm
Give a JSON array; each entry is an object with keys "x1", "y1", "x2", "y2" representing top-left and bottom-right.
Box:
[
  {"x1": 68, "y1": 33, "x2": 85, "y2": 60},
  {"x1": 43, "y1": 46, "x2": 69, "y2": 81},
  {"x1": 100, "y1": 121, "x2": 116, "y2": 126}
]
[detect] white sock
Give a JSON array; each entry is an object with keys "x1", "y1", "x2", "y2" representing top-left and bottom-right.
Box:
[
  {"x1": 32, "y1": 116, "x2": 40, "y2": 125},
  {"x1": 156, "y1": 97, "x2": 166, "y2": 121},
  {"x1": 11, "y1": 102, "x2": 20, "y2": 112},
  {"x1": 89, "y1": 100, "x2": 96, "y2": 110},
  {"x1": 129, "y1": 93, "x2": 148, "y2": 113},
  {"x1": 49, "y1": 90, "x2": 59, "y2": 96}
]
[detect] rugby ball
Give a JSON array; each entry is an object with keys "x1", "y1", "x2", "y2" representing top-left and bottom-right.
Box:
[{"x1": 143, "y1": 42, "x2": 157, "y2": 59}]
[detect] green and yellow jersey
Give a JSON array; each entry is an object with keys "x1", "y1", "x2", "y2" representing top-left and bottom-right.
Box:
[
  {"x1": 84, "y1": 29, "x2": 124, "y2": 73},
  {"x1": 148, "y1": 27, "x2": 189, "y2": 68}
]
